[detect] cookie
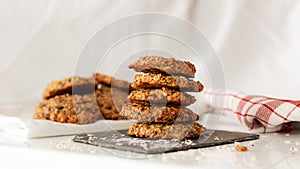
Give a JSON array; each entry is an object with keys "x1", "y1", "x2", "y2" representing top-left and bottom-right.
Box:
[
  {"x1": 120, "y1": 103, "x2": 199, "y2": 123},
  {"x1": 34, "y1": 93, "x2": 101, "y2": 124},
  {"x1": 127, "y1": 122, "x2": 205, "y2": 139},
  {"x1": 95, "y1": 85, "x2": 129, "y2": 120},
  {"x1": 128, "y1": 56, "x2": 196, "y2": 78},
  {"x1": 42, "y1": 76, "x2": 95, "y2": 100},
  {"x1": 132, "y1": 73, "x2": 203, "y2": 92},
  {"x1": 128, "y1": 87, "x2": 196, "y2": 106},
  {"x1": 91, "y1": 73, "x2": 130, "y2": 90}
]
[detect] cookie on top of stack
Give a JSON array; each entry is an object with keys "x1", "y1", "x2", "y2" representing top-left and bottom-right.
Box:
[
  {"x1": 120, "y1": 56, "x2": 206, "y2": 139},
  {"x1": 34, "y1": 73, "x2": 129, "y2": 124}
]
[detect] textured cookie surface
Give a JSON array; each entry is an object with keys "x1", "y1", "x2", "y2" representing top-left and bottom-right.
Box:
[
  {"x1": 34, "y1": 93, "x2": 101, "y2": 124},
  {"x1": 128, "y1": 56, "x2": 196, "y2": 78},
  {"x1": 127, "y1": 122, "x2": 205, "y2": 139},
  {"x1": 132, "y1": 73, "x2": 203, "y2": 92},
  {"x1": 128, "y1": 87, "x2": 196, "y2": 106},
  {"x1": 120, "y1": 103, "x2": 199, "y2": 123},
  {"x1": 95, "y1": 85, "x2": 129, "y2": 120},
  {"x1": 42, "y1": 76, "x2": 95, "y2": 99},
  {"x1": 92, "y1": 73, "x2": 130, "y2": 90}
]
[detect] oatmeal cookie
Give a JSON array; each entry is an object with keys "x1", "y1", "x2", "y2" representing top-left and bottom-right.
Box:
[
  {"x1": 127, "y1": 122, "x2": 205, "y2": 139},
  {"x1": 132, "y1": 73, "x2": 203, "y2": 92},
  {"x1": 42, "y1": 76, "x2": 95, "y2": 100},
  {"x1": 95, "y1": 85, "x2": 129, "y2": 120},
  {"x1": 91, "y1": 73, "x2": 130, "y2": 90},
  {"x1": 128, "y1": 87, "x2": 196, "y2": 106},
  {"x1": 34, "y1": 93, "x2": 101, "y2": 124},
  {"x1": 120, "y1": 103, "x2": 199, "y2": 123},
  {"x1": 128, "y1": 56, "x2": 196, "y2": 78}
]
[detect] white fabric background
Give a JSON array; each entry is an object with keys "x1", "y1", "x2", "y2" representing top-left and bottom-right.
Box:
[{"x1": 1, "y1": 0, "x2": 300, "y2": 104}]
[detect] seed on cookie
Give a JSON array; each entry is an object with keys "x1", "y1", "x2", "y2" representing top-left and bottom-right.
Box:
[
  {"x1": 42, "y1": 76, "x2": 95, "y2": 100},
  {"x1": 34, "y1": 93, "x2": 101, "y2": 124},
  {"x1": 128, "y1": 87, "x2": 196, "y2": 106},
  {"x1": 120, "y1": 103, "x2": 199, "y2": 123},
  {"x1": 128, "y1": 56, "x2": 196, "y2": 78},
  {"x1": 132, "y1": 73, "x2": 203, "y2": 92},
  {"x1": 127, "y1": 122, "x2": 205, "y2": 139}
]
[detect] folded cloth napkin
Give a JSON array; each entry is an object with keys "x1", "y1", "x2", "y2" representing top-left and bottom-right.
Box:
[
  {"x1": 203, "y1": 90, "x2": 300, "y2": 133},
  {"x1": 0, "y1": 103, "x2": 131, "y2": 142}
]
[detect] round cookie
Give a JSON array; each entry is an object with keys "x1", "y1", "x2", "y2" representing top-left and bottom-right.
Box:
[
  {"x1": 128, "y1": 87, "x2": 196, "y2": 106},
  {"x1": 127, "y1": 122, "x2": 205, "y2": 139},
  {"x1": 34, "y1": 93, "x2": 101, "y2": 124},
  {"x1": 42, "y1": 76, "x2": 95, "y2": 100},
  {"x1": 120, "y1": 103, "x2": 199, "y2": 123},
  {"x1": 132, "y1": 73, "x2": 204, "y2": 92},
  {"x1": 128, "y1": 56, "x2": 196, "y2": 78}
]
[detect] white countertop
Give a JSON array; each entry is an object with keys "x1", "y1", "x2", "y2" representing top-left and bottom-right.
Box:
[{"x1": 1, "y1": 114, "x2": 299, "y2": 169}]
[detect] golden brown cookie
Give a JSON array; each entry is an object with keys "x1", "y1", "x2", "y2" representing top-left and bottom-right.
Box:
[
  {"x1": 127, "y1": 122, "x2": 205, "y2": 139},
  {"x1": 120, "y1": 103, "x2": 199, "y2": 123},
  {"x1": 42, "y1": 76, "x2": 95, "y2": 100},
  {"x1": 34, "y1": 93, "x2": 101, "y2": 124},
  {"x1": 91, "y1": 73, "x2": 130, "y2": 90},
  {"x1": 95, "y1": 85, "x2": 129, "y2": 120},
  {"x1": 128, "y1": 87, "x2": 196, "y2": 106},
  {"x1": 132, "y1": 73, "x2": 204, "y2": 92},
  {"x1": 128, "y1": 56, "x2": 196, "y2": 78}
]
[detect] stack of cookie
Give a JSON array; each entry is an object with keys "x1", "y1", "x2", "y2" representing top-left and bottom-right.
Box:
[
  {"x1": 120, "y1": 56, "x2": 206, "y2": 139},
  {"x1": 34, "y1": 74, "x2": 129, "y2": 124}
]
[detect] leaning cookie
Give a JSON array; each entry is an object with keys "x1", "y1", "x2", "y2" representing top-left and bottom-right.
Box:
[
  {"x1": 91, "y1": 73, "x2": 130, "y2": 90},
  {"x1": 128, "y1": 87, "x2": 196, "y2": 106},
  {"x1": 132, "y1": 73, "x2": 204, "y2": 92},
  {"x1": 42, "y1": 76, "x2": 95, "y2": 100},
  {"x1": 120, "y1": 103, "x2": 199, "y2": 123},
  {"x1": 127, "y1": 122, "x2": 205, "y2": 139},
  {"x1": 128, "y1": 56, "x2": 196, "y2": 78},
  {"x1": 95, "y1": 85, "x2": 129, "y2": 120},
  {"x1": 34, "y1": 93, "x2": 101, "y2": 124}
]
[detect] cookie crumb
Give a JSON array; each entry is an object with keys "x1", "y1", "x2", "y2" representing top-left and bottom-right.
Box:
[
  {"x1": 289, "y1": 147, "x2": 298, "y2": 154},
  {"x1": 213, "y1": 136, "x2": 222, "y2": 141},
  {"x1": 284, "y1": 140, "x2": 292, "y2": 144},
  {"x1": 235, "y1": 145, "x2": 248, "y2": 152}
]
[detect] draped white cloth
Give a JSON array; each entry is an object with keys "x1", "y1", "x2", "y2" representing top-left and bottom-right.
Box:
[
  {"x1": 1, "y1": 0, "x2": 300, "y2": 139},
  {"x1": 1, "y1": 0, "x2": 300, "y2": 103}
]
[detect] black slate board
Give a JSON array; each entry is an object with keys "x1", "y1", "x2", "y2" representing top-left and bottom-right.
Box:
[{"x1": 72, "y1": 129, "x2": 259, "y2": 154}]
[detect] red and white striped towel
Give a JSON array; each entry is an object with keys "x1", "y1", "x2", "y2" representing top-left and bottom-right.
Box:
[{"x1": 203, "y1": 90, "x2": 300, "y2": 133}]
